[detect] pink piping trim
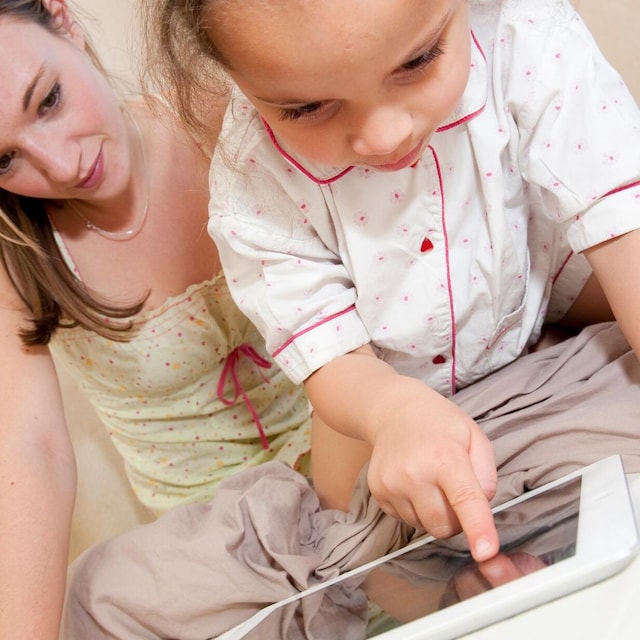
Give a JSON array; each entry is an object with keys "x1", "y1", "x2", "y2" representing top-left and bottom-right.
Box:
[
  {"x1": 552, "y1": 252, "x2": 573, "y2": 285},
  {"x1": 261, "y1": 30, "x2": 487, "y2": 184},
  {"x1": 550, "y1": 178, "x2": 640, "y2": 289},
  {"x1": 600, "y1": 179, "x2": 640, "y2": 199},
  {"x1": 435, "y1": 105, "x2": 486, "y2": 133},
  {"x1": 271, "y1": 305, "x2": 356, "y2": 358},
  {"x1": 262, "y1": 119, "x2": 354, "y2": 185},
  {"x1": 436, "y1": 31, "x2": 487, "y2": 133},
  {"x1": 217, "y1": 344, "x2": 273, "y2": 449},
  {"x1": 552, "y1": 180, "x2": 640, "y2": 285},
  {"x1": 427, "y1": 146, "x2": 457, "y2": 395}
]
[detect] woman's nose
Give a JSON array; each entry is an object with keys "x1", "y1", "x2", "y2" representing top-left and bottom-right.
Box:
[
  {"x1": 349, "y1": 104, "x2": 414, "y2": 157},
  {"x1": 25, "y1": 134, "x2": 80, "y2": 186}
]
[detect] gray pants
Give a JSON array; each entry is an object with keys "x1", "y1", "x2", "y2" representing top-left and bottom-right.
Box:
[{"x1": 62, "y1": 322, "x2": 640, "y2": 640}]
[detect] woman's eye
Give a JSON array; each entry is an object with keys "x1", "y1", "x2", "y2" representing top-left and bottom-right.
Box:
[
  {"x1": 401, "y1": 44, "x2": 444, "y2": 73},
  {"x1": 38, "y1": 82, "x2": 61, "y2": 115},
  {"x1": 279, "y1": 102, "x2": 323, "y2": 122},
  {"x1": 0, "y1": 152, "x2": 14, "y2": 175}
]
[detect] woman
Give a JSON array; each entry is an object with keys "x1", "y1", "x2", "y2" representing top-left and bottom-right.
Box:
[
  {"x1": 0, "y1": 1, "x2": 311, "y2": 638},
  {"x1": 59, "y1": 1, "x2": 640, "y2": 637}
]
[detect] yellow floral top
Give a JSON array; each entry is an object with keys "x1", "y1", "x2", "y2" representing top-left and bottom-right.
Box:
[{"x1": 50, "y1": 272, "x2": 312, "y2": 514}]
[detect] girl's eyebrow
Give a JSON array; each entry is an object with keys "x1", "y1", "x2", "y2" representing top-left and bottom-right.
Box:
[
  {"x1": 22, "y1": 65, "x2": 46, "y2": 113},
  {"x1": 253, "y1": 7, "x2": 453, "y2": 107},
  {"x1": 400, "y1": 10, "x2": 450, "y2": 64}
]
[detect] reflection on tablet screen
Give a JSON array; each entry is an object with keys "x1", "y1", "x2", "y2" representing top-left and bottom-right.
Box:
[{"x1": 234, "y1": 476, "x2": 581, "y2": 640}]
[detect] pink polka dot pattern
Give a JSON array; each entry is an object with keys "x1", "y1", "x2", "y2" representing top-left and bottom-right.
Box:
[{"x1": 50, "y1": 275, "x2": 311, "y2": 514}]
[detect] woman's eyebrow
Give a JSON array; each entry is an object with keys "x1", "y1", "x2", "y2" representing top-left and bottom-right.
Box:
[{"x1": 22, "y1": 65, "x2": 46, "y2": 113}]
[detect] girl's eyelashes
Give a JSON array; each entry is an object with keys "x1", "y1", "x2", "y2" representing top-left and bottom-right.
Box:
[
  {"x1": 400, "y1": 42, "x2": 445, "y2": 73},
  {"x1": 38, "y1": 82, "x2": 62, "y2": 116},
  {"x1": 279, "y1": 101, "x2": 323, "y2": 122},
  {"x1": 276, "y1": 40, "x2": 445, "y2": 122}
]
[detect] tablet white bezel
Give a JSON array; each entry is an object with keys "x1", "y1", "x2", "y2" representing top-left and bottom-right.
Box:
[
  {"x1": 375, "y1": 454, "x2": 639, "y2": 640},
  {"x1": 219, "y1": 455, "x2": 639, "y2": 640}
]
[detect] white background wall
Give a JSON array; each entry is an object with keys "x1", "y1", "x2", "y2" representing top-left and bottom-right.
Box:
[
  {"x1": 575, "y1": 0, "x2": 640, "y2": 101},
  {"x1": 79, "y1": 0, "x2": 640, "y2": 99},
  {"x1": 75, "y1": 0, "x2": 140, "y2": 84}
]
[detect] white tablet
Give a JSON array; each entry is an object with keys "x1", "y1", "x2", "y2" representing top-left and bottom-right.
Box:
[{"x1": 220, "y1": 455, "x2": 639, "y2": 640}]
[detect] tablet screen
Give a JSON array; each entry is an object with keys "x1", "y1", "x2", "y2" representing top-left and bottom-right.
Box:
[
  {"x1": 235, "y1": 475, "x2": 582, "y2": 640},
  {"x1": 365, "y1": 475, "x2": 581, "y2": 637}
]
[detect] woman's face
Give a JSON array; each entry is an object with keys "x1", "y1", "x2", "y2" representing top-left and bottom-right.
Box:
[
  {"x1": 206, "y1": 0, "x2": 471, "y2": 170},
  {"x1": 0, "y1": 13, "x2": 130, "y2": 202}
]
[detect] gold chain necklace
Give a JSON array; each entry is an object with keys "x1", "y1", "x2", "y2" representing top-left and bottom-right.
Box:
[{"x1": 67, "y1": 113, "x2": 149, "y2": 241}]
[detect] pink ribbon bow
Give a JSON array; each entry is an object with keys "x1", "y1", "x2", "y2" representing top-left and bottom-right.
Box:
[{"x1": 217, "y1": 344, "x2": 273, "y2": 449}]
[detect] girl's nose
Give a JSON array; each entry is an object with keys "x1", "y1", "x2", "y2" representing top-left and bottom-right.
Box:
[{"x1": 349, "y1": 104, "x2": 414, "y2": 157}]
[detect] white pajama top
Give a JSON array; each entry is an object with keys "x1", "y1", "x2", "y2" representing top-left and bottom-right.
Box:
[{"x1": 208, "y1": 0, "x2": 640, "y2": 393}]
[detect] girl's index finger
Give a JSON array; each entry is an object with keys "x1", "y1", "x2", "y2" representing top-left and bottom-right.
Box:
[{"x1": 442, "y1": 463, "x2": 500, "y2": 562}]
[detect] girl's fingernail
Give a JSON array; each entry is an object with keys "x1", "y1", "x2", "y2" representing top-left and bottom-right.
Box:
[{"x1": 475, "y1": 537, "x2": 495, "y2": 560}]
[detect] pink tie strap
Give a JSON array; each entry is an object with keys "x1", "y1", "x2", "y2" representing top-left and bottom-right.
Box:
[{"x1": 217, "y1": 344, "x2": 273, "y2": 449}]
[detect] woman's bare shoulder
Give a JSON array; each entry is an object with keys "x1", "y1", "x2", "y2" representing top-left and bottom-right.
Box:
[{"x1": 132, "y1": 93, "x2": 226, "y2": 159}]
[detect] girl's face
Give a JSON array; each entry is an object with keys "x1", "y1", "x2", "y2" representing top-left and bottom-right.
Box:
[
  {"x1": 0, "y1": 12, "x2": 130, "y2": 201},
  {"x1": 207, "y1": 0, "x2": 470, "y2": 170}
]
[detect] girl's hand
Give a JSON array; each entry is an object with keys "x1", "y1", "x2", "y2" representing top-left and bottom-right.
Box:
[
  {"x1": 305, "y1": 346, "x2": 500, "y2": 562},
  {"x1": 365, "y1": 382, "x2": 499, "y2": 562}
]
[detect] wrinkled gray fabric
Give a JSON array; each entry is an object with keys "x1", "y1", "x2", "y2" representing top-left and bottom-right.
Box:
[
  {"x1": 456, "y1": 321, "x2": 640, "y2": 504},
  {"x1": 62, "y1": 322, "x2": 640, "y2": 640},
  {"x1": 64, "y1": 461, "x2": 409, "y2": 640}
]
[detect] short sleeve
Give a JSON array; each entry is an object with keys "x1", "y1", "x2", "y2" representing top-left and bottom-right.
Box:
[
  {"x1": 502, "y1": 1, "x2": 640, "y2": 252},
  {"x1": 208, "y1": 100, "x2": 370, "y2": 383}
]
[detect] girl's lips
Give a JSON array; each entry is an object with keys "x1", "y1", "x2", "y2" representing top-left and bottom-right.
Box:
[
  {"x1": 77, "y1": 148, "x2": 104, "y2": 189},
  {"x1": 368, "y1": 139, "x2": 426, "y2": 172}
]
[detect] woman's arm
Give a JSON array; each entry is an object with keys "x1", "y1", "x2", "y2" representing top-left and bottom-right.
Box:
[
  {"x1": 0, "y1": 269, "x2": 76, "y2": 640},
  {"x1": 305, "y1": 344, "x2": 499, "y2": 562}
]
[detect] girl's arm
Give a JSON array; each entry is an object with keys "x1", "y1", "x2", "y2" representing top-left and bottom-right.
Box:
[
  {"x1": 584, "y1": 228, "x2": 640, "y2": 357},
  {"x1": 305, "y1": 344, "x2": 500, "y2": 562},
  {"x1": 0, "y1": 269, "x2": 76, "y2": 640}
]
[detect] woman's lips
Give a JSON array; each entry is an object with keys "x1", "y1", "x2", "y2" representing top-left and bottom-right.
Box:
[{"x1": 77, "y1": 148, "x2": 104, "y2": 189}]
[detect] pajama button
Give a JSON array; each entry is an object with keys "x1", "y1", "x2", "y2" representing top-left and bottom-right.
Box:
[
  {"x1": 432, "y1": 354, "x2": 446, "y2": 365},
  {"x1": 420, "y1": 237, "x2": 434, "y2": 252}
]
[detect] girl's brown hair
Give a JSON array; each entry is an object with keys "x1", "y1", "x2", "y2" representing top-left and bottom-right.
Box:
[
  {"x1": 0, "y1": 0, "x2": 144, "y2": 345},
  {"x1": 140, "y1": 0, "x2": 228, "y2": 151}
]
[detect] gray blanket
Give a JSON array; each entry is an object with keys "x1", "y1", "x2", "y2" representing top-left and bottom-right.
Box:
[{"x1": 62, "y1": 322, "x2": 640, "y2": 639}]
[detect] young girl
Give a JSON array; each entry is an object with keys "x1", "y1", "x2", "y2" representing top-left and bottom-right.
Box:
[
  {"x1": 148, "y1": 0, "x2": 640, "y2": 564},
  {"x1": 0, "y1": 1, "x2": 310, "y2": 638}
]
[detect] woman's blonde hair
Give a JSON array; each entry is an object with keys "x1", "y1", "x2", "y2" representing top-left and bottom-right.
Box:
[{"x1": 0, "y1": 0, "x2": 144, "y2": 345}]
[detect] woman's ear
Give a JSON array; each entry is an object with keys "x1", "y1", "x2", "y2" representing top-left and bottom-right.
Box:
[{"x1": 42, "y1": 0, "x2": 86, "y2": 49}]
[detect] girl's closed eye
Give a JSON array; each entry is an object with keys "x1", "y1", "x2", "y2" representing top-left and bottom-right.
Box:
[
  {"x1": 279, "y1": 101, "x2": 324, "y2": 122},
  {"x1": 399, "y1": 42, "x2": 445, "y2": 75},
  {"x1": 279, "y1": 100, "x2": 342, "y2": 124}
]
